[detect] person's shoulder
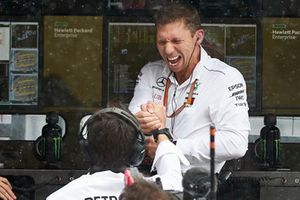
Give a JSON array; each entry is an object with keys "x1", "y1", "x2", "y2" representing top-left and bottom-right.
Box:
[
  {"x1": 204, "y1": 57, "x2": 234, "y2": 73},
  {"x1": 142, "y1": 60, "x2": 165, "y2": 70},
  {"x1": 203, "y1": 57, "x2": 243, "y2": 79},
  {"x1": 140, "y1": 60, "x2": 166, "y2": 77}
]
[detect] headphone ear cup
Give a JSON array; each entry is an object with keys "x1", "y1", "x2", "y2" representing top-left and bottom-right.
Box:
[
  {"x1": 80, "y1": 137, "x2": 92, "y2": 162},
  {"x1": 79, "y1": 117, "x2": 93, "y2": 163},
  {"x1": 128, "y1": 131, "x2": 146, "y2": 167},
  {"x1": 80, "y1": 139, "x2": 90, "y2": 163}
]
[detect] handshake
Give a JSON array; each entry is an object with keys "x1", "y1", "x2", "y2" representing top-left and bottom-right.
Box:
[
  {"x1": 135, "y1": 101, "x2": 167, "y2": 135},
  {"x1": 134, "y1": 101, "x2": 168, "y2": 160}
]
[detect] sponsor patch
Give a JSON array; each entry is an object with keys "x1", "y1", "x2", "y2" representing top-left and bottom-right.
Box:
[
  {"x1": 153, "y1": 93, "x2": 162, "y2": 101},
  {"x1": 228, "y1": 83, "x2": 243, "y2": 91},
  {"x1": 230, "y1": 89, "x2": 244, "y2": 97},
  {"x1": 156, "y1": 77, "x2": 167, "y2": 87}
]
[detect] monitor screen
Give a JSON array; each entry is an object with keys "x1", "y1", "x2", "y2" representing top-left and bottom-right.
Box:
[
  {"x1": 106, "y1": 19, "x2": 160, "y2": 104},
  {"x1": 262, "y1": 17, "x2": 300, "y2": 112},
  {"x1": 43, "y1": 16, "x2": 103, "y2": 108},
  {"x1": 0, "y1": 22, "x2": 39, "y2": 105}
]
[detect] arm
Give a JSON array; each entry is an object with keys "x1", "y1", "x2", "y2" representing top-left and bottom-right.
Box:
[
  {"x1": 128, "y1": 65, "x2": 154, "y2": 114},
  {"x1": 129, "y1": 62, "x2": 167, "y2": 134},
  {"x1": 146, "y1": 135, "x2": 189, "y2": 191},
  {"x1": 176, "y1": 69, "x2": 250, "y2": 172},
  {"x1": 129, "y1": 67, "x2": 159, "y2": 134},
  {"x1": 144, "y1": 106, "x2": 189, "y2": 191},
  {"x1": 0, "y1": 177, "x2": 16, "y2": 200},
  {"x1": 138, "y1": 102, "x2": 168, "y2": 159}
]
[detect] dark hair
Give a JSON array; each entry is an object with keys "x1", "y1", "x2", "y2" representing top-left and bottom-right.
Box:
[
  {"x1": 119, "y1": 180, "x2": 178, "y2": 200},
  {"x1": 154, "y1": 2, "x2": 201, "y2": 35},
  {"x1": 87, "y1": 111, "x2": 138, "y2": 170}
]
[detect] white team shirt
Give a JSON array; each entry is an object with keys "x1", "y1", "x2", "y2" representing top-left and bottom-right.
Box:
[
  {"x1": 129, "y1": 46, "x2": 251, "y2": 173},
  {"x1": 47, "y1": 171, "x2": 123, "y2": 200},
  {"x1": 47, "y1": 140, "x2": 189, "y2": 200}
]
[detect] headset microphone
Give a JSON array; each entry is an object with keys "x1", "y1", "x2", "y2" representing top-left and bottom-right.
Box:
[{"x1": 183, "y1": 35, "x2": 198, "y2": 71}]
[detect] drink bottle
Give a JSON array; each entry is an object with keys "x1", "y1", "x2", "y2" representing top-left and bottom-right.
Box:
[
  {"x1": 254, "y1": 114, "x2": 281, "y2": 169},
  {"x1": 34, "y1": 112, "x2": 62, "y2": 166}
]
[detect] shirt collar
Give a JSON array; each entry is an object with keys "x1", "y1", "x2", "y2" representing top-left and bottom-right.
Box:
[{"x1": 192, "y1": 45, "x2": 210, "y2": 80}]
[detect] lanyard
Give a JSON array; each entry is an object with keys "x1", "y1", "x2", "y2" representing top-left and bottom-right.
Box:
[{"x1": 163, "y1": 78, "x2": 198, "y2": 118}]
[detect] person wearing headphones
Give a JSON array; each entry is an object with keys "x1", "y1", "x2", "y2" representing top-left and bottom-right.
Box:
[
  {"x1": 46, "y1": 107, "x2": 189, "y2": 200},
  {"x1": 129, "y1": 2, "x2": 250, "y2": 173}
]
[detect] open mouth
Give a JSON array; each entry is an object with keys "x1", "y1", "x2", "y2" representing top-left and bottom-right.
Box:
[{"x1": 167, "y1": 56, "x2": 181, "y2": 66}]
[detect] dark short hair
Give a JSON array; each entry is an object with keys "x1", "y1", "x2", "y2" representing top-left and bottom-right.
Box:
[
  {"x1": 87, "y1": 111, "x2": 137, "y2": 170},
  {"x1": 154, "y1": 2, "x2": 201, "y2": 35}
]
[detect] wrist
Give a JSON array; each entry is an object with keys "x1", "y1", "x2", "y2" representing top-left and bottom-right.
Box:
[
  {"x1": 157, "y1": 134, "x2": 169, "y2": 144},
  {"x1": 152, "y1": 128, "x2": 173, "y2": 143}
]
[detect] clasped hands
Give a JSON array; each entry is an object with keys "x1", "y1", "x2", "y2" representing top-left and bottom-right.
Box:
[{"x1": 135, "y1": 101, "x2": 167, "y2": 160}]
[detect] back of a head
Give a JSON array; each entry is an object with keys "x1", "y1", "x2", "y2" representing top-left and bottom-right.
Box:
[
  {"x1": 119, "y1": 180, "x2": 177, "y2": 200},
  {"x1": 154, "y1": 2, "x2": 201, "y2": 34},
  {"x1": 87, "y1": 109, "x2": 141, "y2": 171}
]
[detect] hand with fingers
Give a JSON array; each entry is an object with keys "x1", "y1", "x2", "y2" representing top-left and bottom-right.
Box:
[
  {"x1": 143, "y1": 101, "x2": 166, "y2": 129},
  {"x1": 136, "y1": 101, "x2": 167, "y2": 160},
  {"x1": 0, "y1": 177, "x2": 17, "y2": 200},
  {"x1": 135, "y1": 101, "x2": 166, "y2": 134}
]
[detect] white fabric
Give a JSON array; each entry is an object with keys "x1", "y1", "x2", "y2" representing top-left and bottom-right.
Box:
[
  {"x1": 46, "y1": 171, "x2": 124, "y2": 200},
  {"x1": 148, "y1": 140, "x2": 189, "y2": 190},
  {"x1": 47, "y1": 140, "x2": 188, "y2": 199},
  {"x1": 129, "y1": 46, "x2": 251, "y2": 173}
]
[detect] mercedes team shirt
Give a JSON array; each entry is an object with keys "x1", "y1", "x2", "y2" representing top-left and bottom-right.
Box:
[{"x1": 129, "y1": 46, "x2": 251, "y2": 173}]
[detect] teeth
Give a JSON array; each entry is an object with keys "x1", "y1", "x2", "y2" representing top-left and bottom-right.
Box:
[
  {"x1": 167, "y1": 56, "x2": 180, "y2": 66},
  {"x1": 168, "y1": 56, "x2": 179, "y2": 61}
]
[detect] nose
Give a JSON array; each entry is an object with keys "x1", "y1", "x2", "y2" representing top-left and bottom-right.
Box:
[{"x1": 164, "y1": 42, "x2": 175, "y2": 55}]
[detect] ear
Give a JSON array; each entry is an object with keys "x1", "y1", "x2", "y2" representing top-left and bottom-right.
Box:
[{"x1": 195, "y1": 29, "x2": 205, "y2": 45}]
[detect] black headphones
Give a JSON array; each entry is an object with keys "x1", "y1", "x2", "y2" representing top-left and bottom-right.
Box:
[{"x1": 80, "y1": 107, "x2": 146, "y2": 167}]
